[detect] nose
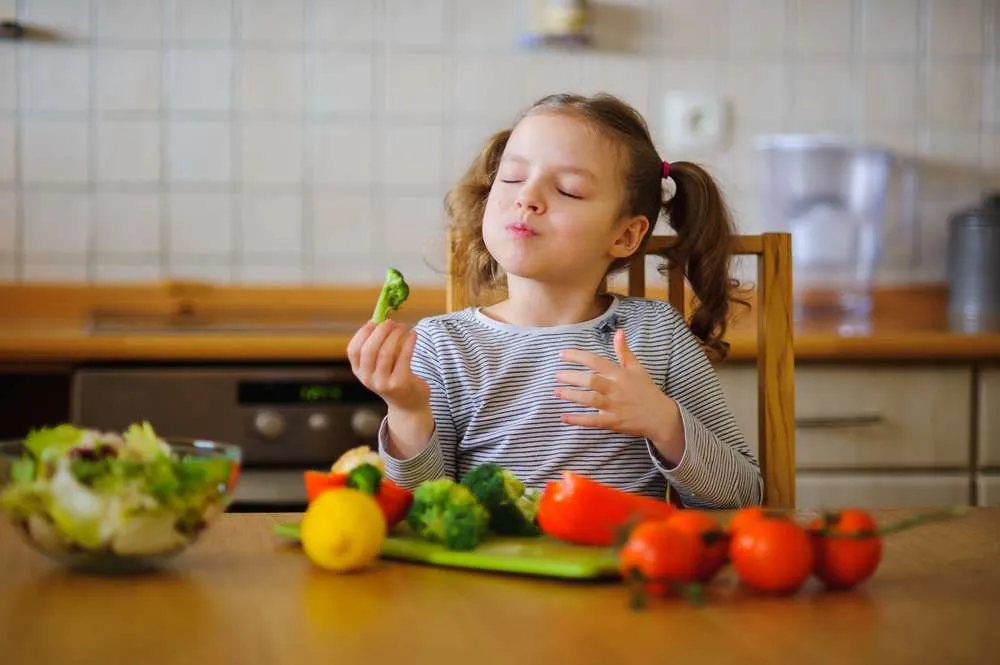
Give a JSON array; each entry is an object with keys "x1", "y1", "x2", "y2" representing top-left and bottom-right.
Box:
[{"x1": 514, "y1": 182, "x2": 546, "y2": 215}]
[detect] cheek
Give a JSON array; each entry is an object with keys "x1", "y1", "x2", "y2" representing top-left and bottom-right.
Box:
[{"x1": 484, "y1": 188, "x2": 512, "y2": 219}]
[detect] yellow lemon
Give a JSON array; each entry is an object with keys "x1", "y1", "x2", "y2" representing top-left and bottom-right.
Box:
[{"x1": 299, "y1": 488, "x2": 387, "y2": 572}]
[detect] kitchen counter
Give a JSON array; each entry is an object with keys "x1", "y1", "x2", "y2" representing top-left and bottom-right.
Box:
[
  {"x1": 0, "y1": 509, "x2": 997, "y2": 664},
  {"x1": 1, "y1": 282, "x2": 999, "y2": 364}
]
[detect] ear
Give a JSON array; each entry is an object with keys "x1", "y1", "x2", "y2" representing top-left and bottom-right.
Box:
[{"x1": 609, "y1": 214, "x2": 650, "y2": 259}]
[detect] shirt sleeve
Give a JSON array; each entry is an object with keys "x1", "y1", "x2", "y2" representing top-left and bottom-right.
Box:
[
  {"x1": 378, "y1": 319, "x2": 459, "y2": 489},
  {"x1": 645, "y1": 313, "x2": 764, "y2": 508}
]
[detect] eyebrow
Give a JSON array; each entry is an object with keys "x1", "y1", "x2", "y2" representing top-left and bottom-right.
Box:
[{"x1": 502, "y1": 153, "x2": 597, "y2": 180}]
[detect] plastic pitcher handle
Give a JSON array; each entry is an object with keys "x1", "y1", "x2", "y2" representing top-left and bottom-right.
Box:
[{"x1": 898, "y1": 157, "x2": 921, "y2": 268}]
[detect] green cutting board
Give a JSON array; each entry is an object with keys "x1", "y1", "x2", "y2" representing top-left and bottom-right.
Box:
[{"x1": 273, "y1": 522, "x2": 621, "y2": 580}]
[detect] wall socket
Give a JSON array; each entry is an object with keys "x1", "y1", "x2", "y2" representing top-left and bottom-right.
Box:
[{"x1": 662, "y1": 92, "x2": 729, "y2": 155}]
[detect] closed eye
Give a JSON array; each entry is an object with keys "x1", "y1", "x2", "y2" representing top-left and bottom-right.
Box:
[{"x1": 498, "y1": 178, "x2": 582, "y2": 199}]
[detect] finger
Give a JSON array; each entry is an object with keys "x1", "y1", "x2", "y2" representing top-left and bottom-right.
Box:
[
  {"x1": 391, "y1": 329, "x2": 418, "y2": 381},
  {"x1": 554, "y1": 370, "x2": 612, "y2": 392},
  {"x1": 358, "y1": 321, "x2": 398, "y2": 377},
  {"x1": 559, "y1": 348, "x2": 620, "y2": 374},
  {"x1": 347, "y1": 322, "x2": 377, "y2": 372},
  {"x1": 613, "y1": 328, "x2": 638, "y2": 368},
  {"x1": 554, "y1": 387, "x2": 607, "y2": 410},
  {"x1": 372, "y1": 325, "x2": 408, "y2": 383},
  {"x1": 561, "y1": 411, "x2": 615, "y2": 429}
]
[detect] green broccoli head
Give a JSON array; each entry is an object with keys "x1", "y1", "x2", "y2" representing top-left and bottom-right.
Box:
[
  {"x1": 405, "y1": 478, "x2": 489, "y2": 550},
  {"x1": 345, "y1": 463, "x2": 383, "y2": 495},
  {"x1": 460, "y1": 463, "x2": 541, "y2": 537},
  {"x1": 371, "y1": 267, "x2": 410, "y2": 323}
]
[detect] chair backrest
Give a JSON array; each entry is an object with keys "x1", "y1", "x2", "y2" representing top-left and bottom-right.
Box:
[{"x1": 445, "y1": 231, "x2": 797, "y2": 508}]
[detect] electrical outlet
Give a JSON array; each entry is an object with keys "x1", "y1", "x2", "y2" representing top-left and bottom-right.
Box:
[{"x1": 662, "y1": 92, "x2": 729, "y2": 154}]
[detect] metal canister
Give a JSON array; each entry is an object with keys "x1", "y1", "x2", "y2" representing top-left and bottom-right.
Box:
[{"x1": 948, "y1": 193, "x2": 1000, "y2": 333}]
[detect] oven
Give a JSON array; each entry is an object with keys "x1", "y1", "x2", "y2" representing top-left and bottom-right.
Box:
[{"x1": 70, "y1": 365, "x2": 386, "y2": 512}]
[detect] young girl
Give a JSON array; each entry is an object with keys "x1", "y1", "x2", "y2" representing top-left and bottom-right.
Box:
[{"x1": 347, "y1": 93, "x2": 761, "y2": 509}]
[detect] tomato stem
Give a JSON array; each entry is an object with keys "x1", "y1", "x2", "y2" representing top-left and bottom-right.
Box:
[
  {"x1": 627, "y1": 568, "x2": 648, "y2": 611},
  {"x1": 678, "y1": 582, "x2": 705, "y2": 607},
  {"x1": 700, "y1": 529, "x2": 730, "y2": 546},
  {"x1": 812, "y1": 507, "x2": 969, "y2": 539}
]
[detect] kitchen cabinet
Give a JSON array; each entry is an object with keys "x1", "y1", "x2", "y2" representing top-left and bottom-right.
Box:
[
  {"x1": 797, "y1": 473, "x2": 971, "y2": 509},
  {"x1": 716, "y1": 364, "x2": 973, "y2": 469},
  {"x1": 717, "y1": 363, "x2": 976, "y2": 508},
  {"x1": 976, "y1": 474, "x2": 1000, "y2": 506},
  {"x1": 977, "y1": 364, "x2": 1000, "y2": 467}
]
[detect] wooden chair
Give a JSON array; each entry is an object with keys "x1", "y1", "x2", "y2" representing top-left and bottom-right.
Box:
[{"x1": 446, "y1": 231, "x2": 797, "y2": 508}]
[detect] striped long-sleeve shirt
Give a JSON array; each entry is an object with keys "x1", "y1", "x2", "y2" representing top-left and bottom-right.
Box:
[{"x1": 378, "y1": 295, "x2": 763, "y2": 508}]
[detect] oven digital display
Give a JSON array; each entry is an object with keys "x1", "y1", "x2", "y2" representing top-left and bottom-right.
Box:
[{"x1": 238, "y1": 381, "x2": 378, "y2": 404}]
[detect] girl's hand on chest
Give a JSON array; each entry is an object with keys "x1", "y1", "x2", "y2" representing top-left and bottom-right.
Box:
[{"x1": 553, "y1": 328, "x2": 678, "y2": 443}]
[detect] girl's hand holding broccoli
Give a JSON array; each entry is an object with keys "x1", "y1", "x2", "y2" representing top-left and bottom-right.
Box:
[
  {"x1": 348, "y1": 320, "x2": 429, "y2": 410},
  {"x1": 554, "y1": 329, "x2": 686, "y2": 464},
  {"x1": 347, "y1": 321, "x2": 434, "y2": 458}
]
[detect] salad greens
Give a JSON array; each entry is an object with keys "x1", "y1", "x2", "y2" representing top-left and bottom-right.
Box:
[{"x1": 0, "y1": 422, "x2": 236, "y2": 556}]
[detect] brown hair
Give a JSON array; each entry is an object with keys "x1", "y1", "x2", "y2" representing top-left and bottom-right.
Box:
[{"x1": 444, "y1": 92, "x2": 743, "y2": 361}]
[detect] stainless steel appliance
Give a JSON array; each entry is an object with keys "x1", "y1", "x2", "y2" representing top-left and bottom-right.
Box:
[
  {"x1": 948, "y1": 193, "x2": 1000, "y2": 333},
  {"x1": 71, "y1": 366, "x2": 386, "y2": 510}
]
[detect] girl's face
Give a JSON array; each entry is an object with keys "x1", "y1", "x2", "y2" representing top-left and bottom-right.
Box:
[{"x1": 482, "y1": 112, "x2": 648, "y2": 289}]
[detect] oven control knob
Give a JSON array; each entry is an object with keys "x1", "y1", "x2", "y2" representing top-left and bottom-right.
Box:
[
  {"x1": 308, "y1": 412, "x2": 330, "y2": 431},
  {"x1": 350, "y1": 408, "x2": 382, "y2": 439},
  {"x1": 254, "y1": 409, "x2": 285, "y2": 440}
]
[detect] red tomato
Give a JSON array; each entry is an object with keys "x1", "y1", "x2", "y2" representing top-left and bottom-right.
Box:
[
  {"x1": 727, "y1": 506, "x2": 767, "y2": 536},
  {"x1": 665, "y1": 510, "x2": 729, "y2": 583},
  {"x1": 730, "y1": 515, "x2": 814, "y2": 595},
  {"x1": 809, "y1": 509, "x2": 883, "y2": 590},
  {"x1": 619, "y1": 520, "x2": 701, "y2": 596}
]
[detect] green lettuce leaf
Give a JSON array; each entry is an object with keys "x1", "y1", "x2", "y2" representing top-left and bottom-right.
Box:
[{"x1": 24, "y1": 424, "x2": 84, "y2": 462}]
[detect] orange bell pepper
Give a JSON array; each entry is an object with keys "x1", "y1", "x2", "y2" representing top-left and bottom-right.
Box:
[
  {"x1": 537, "y1": 471, "x2": 678, "y2": 546},
  {"x1": 304, "y1": 467, "x2": 413, "y2": 528}
]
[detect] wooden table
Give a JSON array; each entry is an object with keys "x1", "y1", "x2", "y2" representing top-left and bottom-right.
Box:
[{"x1": 1, "y1": 510, "x2": 998, "y2": 665}]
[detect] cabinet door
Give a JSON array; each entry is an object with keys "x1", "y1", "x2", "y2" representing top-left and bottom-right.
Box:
[
  {"x1": 715, "y1": 364, "x2": 973, "y2": 469},
  {"x1": 976, "y1": 473, "x2": 1000, "y2": 506},
  {"x1": 796, "y1": 472, "x2": 971, "y2": 509},
  {"x1": 977, "y1": 365, "x2": 1000, "y2": 467}
]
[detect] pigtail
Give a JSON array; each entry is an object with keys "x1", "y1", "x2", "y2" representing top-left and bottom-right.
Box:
[
  {"x1": 444, "y1": 129, "x2": 511, "y2": 305},
  {"x1": 660, "y1": 161, "x2": 745, "y2": 362}
]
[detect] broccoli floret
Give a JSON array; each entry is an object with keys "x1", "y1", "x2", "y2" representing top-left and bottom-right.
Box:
[
  {"x1": 371, "y1": 267, "x2": 410, "y2": 323},
  {"x1": 406, "y1": 478, "x2": 489, "y2": 550},
  {"x1": 460, "y1": 463, "x2": 541, "y2": 537},
  {"x1": 345, "y1": 463, "x2": 382, "y2": 495}
]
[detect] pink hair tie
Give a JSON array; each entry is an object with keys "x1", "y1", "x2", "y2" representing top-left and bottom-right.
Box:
[{"x1": 662, "y1": 161, "x2": 671, "y2": 179}]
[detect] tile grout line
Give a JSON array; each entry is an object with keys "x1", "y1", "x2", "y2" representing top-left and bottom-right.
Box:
[
  {"x1": 915, "y1": 0, "x2": 930, "y2": 269},
  {"x1": 782, "y1": 0, "x2": 794, "y2": 132},
  {"x1": 85, "y1": 0, "x2": 98, "y2": 283},
  {"x1": 369, "y1": 0, "x2": 386, "y2": 285},
  {"x1": 159, "y1": 0, "x2": 172, "y2": 282},
  {"x1": 11, "y1": 0, "x2": 24, "y2": 281},
  {"x1": 300, "y1": 0, "x2": 314, "y2": 285},
  {"x1": 981, "y1": 0, "x2": 995, "y2": 187},
  {"x1": 435, "y1": 0, "x2": 455, "y2": 280},
  {"x1": 852, "y1": 0, "x2": 863, "y2": 141},
  {"x1": 230, "y1": 0, "x2": 242, "y2": 285}
]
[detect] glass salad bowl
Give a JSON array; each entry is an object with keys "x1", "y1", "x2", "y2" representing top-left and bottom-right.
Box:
[{"x1": 0, "y1": 422, "x2": 241, "y2": 574}]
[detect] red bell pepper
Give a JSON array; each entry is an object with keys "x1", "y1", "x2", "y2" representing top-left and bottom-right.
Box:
[
  {"x1": 303, "y1": 467, "x2": 413, "y2": 528},
  {"x1": 537, "y1": 471, "x2": 678, "y2": 546}
]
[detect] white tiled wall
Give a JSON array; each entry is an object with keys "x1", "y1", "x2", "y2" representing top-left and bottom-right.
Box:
[{"x1": 0, "y1": 0, "x2": 995, "y2": 285}]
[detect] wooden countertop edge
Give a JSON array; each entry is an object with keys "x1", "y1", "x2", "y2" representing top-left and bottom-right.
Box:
[
  {"x1": 1, "y1": 281, "x2": 999, "y2": 362},
  {"x1": 1, "y1": 330, "x2": 999, "y2": 363}
]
